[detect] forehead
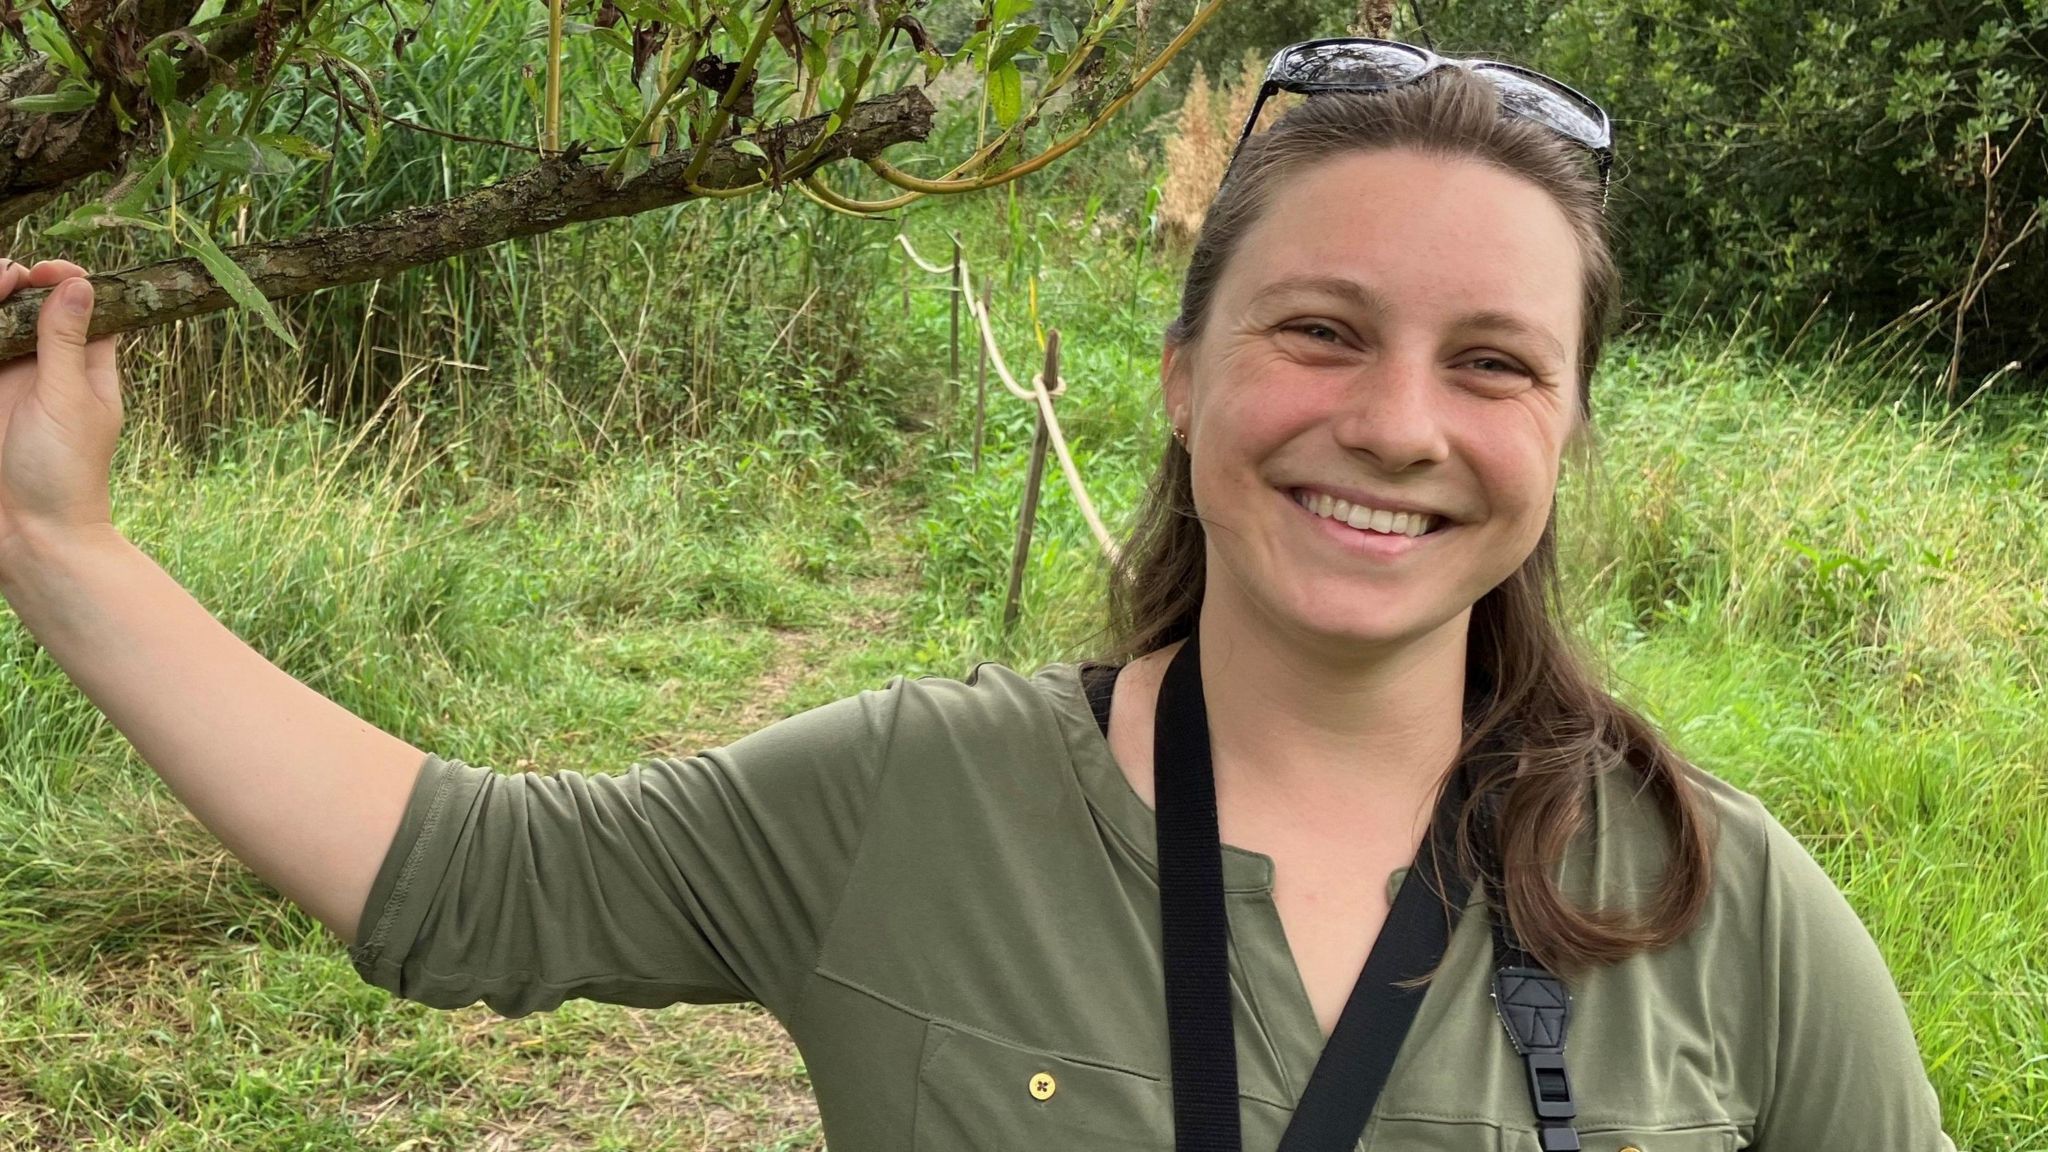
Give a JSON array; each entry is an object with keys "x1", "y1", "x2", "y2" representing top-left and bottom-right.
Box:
[{"x1": 1222, "y1": 149, "x2": 1584, "y2": 346}]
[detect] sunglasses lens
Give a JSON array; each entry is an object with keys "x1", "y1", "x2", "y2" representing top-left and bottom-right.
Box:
[
  {"x1": 1277, "y1": 40, "x2": 1434, "y2": 87},
  {"x1": 1477, "y1": 67, "x2": 1610, "y2": 150}
]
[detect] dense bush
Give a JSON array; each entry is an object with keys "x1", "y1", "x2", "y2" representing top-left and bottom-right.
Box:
[{"x1": 1424, "y1": 0, "x2": 2047, "y2": 390}]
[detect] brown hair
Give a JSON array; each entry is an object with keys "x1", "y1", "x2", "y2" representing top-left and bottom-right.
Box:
[{"x1": 1100, "y1": 68, "x2": 1714, "y2": 974}]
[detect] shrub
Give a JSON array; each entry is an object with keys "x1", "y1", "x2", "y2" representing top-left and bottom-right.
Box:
[{"x1": 1426, "y1": 0, "x2": 2048, "y2": 390}]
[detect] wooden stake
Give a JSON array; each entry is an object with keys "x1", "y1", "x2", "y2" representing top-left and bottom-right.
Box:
[
  {"x1": 1004, "y1": 329, "x2": 1059, "y2": 632},
  {"x1": 949, "y1": 237, "x2": 962, "y2": 385}
]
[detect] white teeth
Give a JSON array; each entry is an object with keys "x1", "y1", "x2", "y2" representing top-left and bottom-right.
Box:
[{"x1": 1294, "y1": 488, "x2": 1437, "y2": 538}]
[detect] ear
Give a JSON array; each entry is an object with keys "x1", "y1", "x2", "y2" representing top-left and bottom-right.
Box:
[{"x1": 1160, "y1": 338, "x2": 1191, "y2": 436}]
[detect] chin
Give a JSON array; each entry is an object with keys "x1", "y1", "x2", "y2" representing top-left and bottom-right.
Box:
[{"x1": 1268, "y1": 584, "x2": 1446, "y2": 652}]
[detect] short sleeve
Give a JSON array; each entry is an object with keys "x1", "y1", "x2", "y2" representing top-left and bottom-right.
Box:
[
  {"x1": 347, "y1": 680, "x2": 902, "y2": 1020},
  {"x1": 1752, "y1": 805, "x2": 1957, "y2": 1149}
]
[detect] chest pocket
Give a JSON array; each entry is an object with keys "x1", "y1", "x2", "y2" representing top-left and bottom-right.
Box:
[
  {"x1": 1522, "y1": 1127, "x2": 1741, "y2": 1152},
  {"x1": 912, "y1": 1021, "x2": 1175, "y2": 1152}
]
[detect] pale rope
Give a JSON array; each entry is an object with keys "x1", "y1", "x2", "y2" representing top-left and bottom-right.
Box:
[
  {"x1": 896, "y1": 233, "x2": 1122, "y2": 563},
  {"x1": 895, "y1": 234, "x2": 954, "y2": 275}
]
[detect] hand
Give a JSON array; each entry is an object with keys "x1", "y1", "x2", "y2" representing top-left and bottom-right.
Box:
[{"x1": 0, "y1": 258, "x2": 123, "y2": 564}]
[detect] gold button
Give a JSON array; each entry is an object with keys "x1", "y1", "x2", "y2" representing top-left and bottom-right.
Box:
[
  {"x1": 1619, "y1": 1146, "x2": 1643, "y2": 1152},
  {"x1": 1028, "y1": 1072, "x2": 1057, "y2": 1100}
]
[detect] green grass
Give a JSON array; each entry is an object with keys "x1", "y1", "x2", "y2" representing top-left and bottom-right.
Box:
[{"x1": 3, "y1": 152, "x2": 2046, "y2": 1149}]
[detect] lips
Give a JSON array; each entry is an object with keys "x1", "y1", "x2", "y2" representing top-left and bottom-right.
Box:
[
  {"x1": 1284, "y1": 488, "x2": 1455, "y2": 559},
  {"x1": 1287, "y1": 487, "x2": 1448, "y2": 537}
]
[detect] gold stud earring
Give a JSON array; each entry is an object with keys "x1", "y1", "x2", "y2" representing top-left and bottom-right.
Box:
[{"x1": 1172, "y1": 425, "x2": 1188, "y2": 449}]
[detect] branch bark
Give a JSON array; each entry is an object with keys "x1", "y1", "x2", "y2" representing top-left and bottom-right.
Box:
[
  {"x1": 0, "y1": 0, "x2": 322, "y2": 227},
  {"x1": 0, "y1": 85, "x2": 935, "y2": 360}
]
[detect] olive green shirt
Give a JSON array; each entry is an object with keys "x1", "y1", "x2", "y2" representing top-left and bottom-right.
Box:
[{"x1": 350, "y1": 661, "x2": 1956, "y2": 1150}]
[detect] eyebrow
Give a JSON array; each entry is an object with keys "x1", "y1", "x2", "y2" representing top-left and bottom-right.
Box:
[{"x1": 1257, "y1": 274, "x2": 1570, "y2": 367}]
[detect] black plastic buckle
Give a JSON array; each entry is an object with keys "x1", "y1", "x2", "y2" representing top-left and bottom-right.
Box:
[
  {"x1": 1494, "y1": 964, "x2": 1581, "y2": 1151},
  {"x1": 1524, "y1": 1050, "x2": 1574, "y2": 1116}
]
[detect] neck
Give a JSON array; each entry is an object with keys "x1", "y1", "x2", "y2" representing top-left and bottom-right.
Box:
[{"x1": 1192, "y1": 580, "x2": 1470, "y2": 809}]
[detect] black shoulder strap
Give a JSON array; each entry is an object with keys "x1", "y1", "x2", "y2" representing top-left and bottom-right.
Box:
[
  {"x1": 1485, "y1": 870, "x2": 1582, "y2": 1151},
  {"x1": 1081, "y1": 660, "x2": 1119, "y2": 737},
  {"x1": 1156, "y1": 630, "x2": 1476, "y2": 1152},
  {"x1": 1155, "y1": 632, "x2": 1244, "y2": 1151},
  {"x1": 1274, "y1": 778, "x2": 1472, "y2": 1152}
]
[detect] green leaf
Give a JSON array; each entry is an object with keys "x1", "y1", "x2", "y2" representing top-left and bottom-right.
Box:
[
  {"x1": 156, "y1": 95, "x2": 197, "y2": 131},
  {"x1": 835, "y1": 53, "x2": 862, "y2": 101},
  {"x1": 108, "y1": 91, "x2": 136, "y2": 133},
  {"x1": 110, "y1": 155, "x2": 170, "y2": 215},
  {"x1": 191, "y1": 136, "x2": 267, "y2": 177},
  {"x1": 989, "y1": 62, "x2": 1022, "y2": 128},
  {"x1": 921, "y1": 49, "x2": 945, "y2": 85},
  {"x1": 358, "y1": 115, "x2": 385, "y2": 174},
  {"x1": 45, "y1": 201, "x2": 166, "y2": 241},
  {"x1": 730, "y1": 137, "x2": 766, "y2": 158},
  {"x1": 254, "y1": 131, "x2": 332, "y2": 162},
  {"x1": 145, "y1": 49, "x2": 179, "y2": 106},
  {"x1": 9, "y1": 87, "x2": 98, "y2": 113},
  {"x1": 182, "y1": 227, "x2": 298, "y2": 350},
  {"x1": 212, "y1": 191, "x2": 256, "y2": 222},
  {"x1": 989, "y1": 24, "x2": 1040, "y2": 70},
  {"x1": 952, "y1": 30, "x2": 988, "y2": 68},
  {"x1": 29, "y1": 22, "x2": 89, "y2": 78},
  {"x1": 1049, "y1": 12, "x2": 1077, "y2": 52},
  {"x1": 993, "y1": 0, "x2": 1033, "y2": 25}
]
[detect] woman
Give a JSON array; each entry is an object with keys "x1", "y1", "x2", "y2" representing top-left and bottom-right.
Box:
[{"x1": 0, "y1": 41, "x2": 1955, "y2": 1151}]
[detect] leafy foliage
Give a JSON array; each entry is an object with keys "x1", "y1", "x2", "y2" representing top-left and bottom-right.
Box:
[
  {"x1": 1427, "y1": 0, "x2": 2048, "y2": 390},
  {"x1": 0, "y1": 0, "x2": 1219, "y2": 337}
]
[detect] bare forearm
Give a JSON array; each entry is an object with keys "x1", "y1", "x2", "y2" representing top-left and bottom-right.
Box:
[{"x1": 0, "y1": 524, "x2": 426, "y2": 945}]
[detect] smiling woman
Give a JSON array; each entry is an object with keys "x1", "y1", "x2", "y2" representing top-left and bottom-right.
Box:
[
  {"x1": 1085, "y1": 62, "x2": 1956, "y2": 1150},
  {"x1": 0, "y1": 40, "x2": 1956, "y2": 1152}
]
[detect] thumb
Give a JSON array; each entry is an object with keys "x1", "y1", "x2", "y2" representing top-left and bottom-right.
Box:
[{"x1": 35, "y1": 277, "x2": 99, "y2": 401}]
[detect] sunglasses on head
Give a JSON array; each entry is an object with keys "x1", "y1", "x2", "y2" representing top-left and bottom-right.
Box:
[{"x1": 1232, "y1": 38, "x2": 1615, "y2": 206}]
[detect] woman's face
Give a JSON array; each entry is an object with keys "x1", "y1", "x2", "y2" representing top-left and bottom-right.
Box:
[{"x1": 1162, "y1": 147, "x2": 1585, "y2": 656}]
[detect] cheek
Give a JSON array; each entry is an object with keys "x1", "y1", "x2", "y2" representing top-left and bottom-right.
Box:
[
  {"x1": 1467, "y1": 430, "x2": 1564, "y2": 521},
  {"x1": 1205, "y1": 363, "x2": 1329, "y2": 450}
]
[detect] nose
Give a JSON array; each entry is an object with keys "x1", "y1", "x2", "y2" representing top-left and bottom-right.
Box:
[{"x1": 1328, "y1": 349, "x2": 1450, "y2": 471}]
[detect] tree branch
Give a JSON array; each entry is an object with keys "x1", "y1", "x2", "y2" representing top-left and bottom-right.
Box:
[
  {"x1": 0, "y1": 86, "x2": 935, "y2": 359},
  {"x1": 0, "y1": 0, "x2": 321, "y2": 224}
]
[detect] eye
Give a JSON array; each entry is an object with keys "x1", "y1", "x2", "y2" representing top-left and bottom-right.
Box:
[
  {"x1": 1462, "y1": 355, "x2": 1530, "y2": 376},
  {"x1": 1280, "y1": 321, "x2": 1346, "y2": 344}
]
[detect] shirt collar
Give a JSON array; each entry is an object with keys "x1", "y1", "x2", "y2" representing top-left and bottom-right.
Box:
[{"x1": 1033, "y1": 662, "x2": 1277, "y2": 894}]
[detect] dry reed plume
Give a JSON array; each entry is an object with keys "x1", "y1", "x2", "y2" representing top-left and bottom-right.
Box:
[{"x1": 1156, "y1": 52, "x2": 1270, "y2": 248}]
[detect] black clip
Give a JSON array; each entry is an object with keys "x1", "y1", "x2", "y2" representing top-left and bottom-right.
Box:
[{"x1": 1493, "y1": 965, "x2": 1580, "y2": 1152}]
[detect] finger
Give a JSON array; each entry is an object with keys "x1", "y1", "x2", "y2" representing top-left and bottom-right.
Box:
[
  {"x1": 84, "y1": 334, "x2": 121, "y2": 414},
  {"x1": 27, "y1": 259, "x2": 90, "y2": 287},
  {"x1": 0, "y1": 260, "x2": 21, "y2": 301},
  {"x1": 35, "y1": 277, "x2": 96, "y2": 397}
]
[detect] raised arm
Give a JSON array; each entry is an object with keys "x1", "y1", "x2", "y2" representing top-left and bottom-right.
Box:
[{"x1": 0, "y1": 259, "x2": 425, "y2": 946}]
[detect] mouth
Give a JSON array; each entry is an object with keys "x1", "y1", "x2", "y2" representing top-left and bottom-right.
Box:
[{"x1": 1285, "y1": 487, "x2": 1454, "y2": 540}]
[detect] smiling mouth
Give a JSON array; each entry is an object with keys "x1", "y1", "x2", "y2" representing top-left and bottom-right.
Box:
[{"x1": 1287, "y1": 487, "x2": 1451, "y2": 538}]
